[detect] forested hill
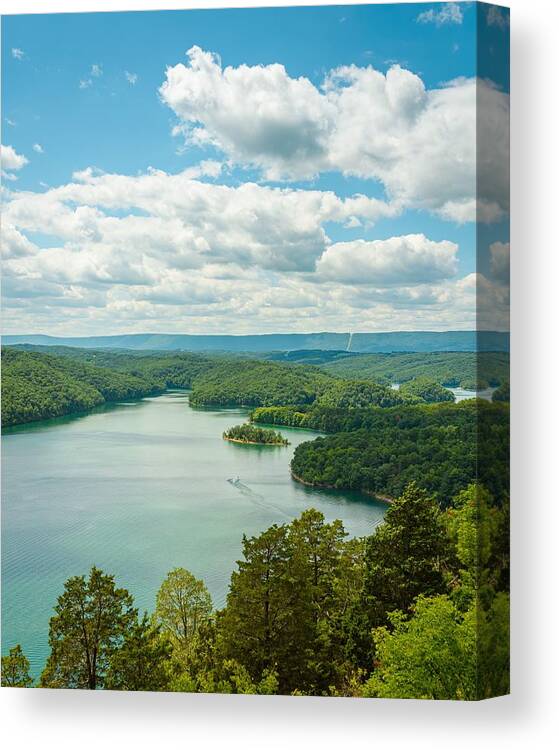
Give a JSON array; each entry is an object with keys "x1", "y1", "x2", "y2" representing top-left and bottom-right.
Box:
[
  {"x1": 287, "y1": 400, "x2": 509, "y2": 505},
  {"x1": 3, "y1": 329, "x2": 510, "y2": 353},
  {"x1": 1, "y1": 348, "x2": 165, "y2": 427},
  {"x1": 320, "y1": 351, "x2": 510, "y2": 391}
]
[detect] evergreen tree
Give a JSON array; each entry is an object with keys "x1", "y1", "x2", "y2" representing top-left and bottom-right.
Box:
[
  {"x1": 105, "y1": 613, "x2": 173, "y2": 691},
  {"x1": 347, "y1": 482, "x2": 446, "y2": 670},
  {"x1": 40, "y1": 566, "x2": 136, "y2": 689},
  {"x1": 220, "y1": 524, "x2": 312, "y2": 693}
]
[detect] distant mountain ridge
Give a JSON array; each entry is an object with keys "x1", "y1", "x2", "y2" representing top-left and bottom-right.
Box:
[{"x1": 2, "y1": 331, "x2": 509, "y2": 353}]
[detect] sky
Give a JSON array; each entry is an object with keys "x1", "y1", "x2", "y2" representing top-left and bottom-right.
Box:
[{"x1": 1, "y1": 2, "x2": 510, "y2": 335}]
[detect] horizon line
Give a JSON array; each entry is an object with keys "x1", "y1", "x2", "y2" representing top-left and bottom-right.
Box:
[{"x1": 2, "y1": 329, "x2": 510, "y2": 338}]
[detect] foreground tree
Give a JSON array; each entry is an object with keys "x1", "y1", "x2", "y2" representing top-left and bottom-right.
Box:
[
  {"x1": 40, "y1": 566, "x2": 136, "y2": 689},
  {"x1": 1, "y1": 644, "x2": 33, "y2": 687},
  {"x1": 347, "y1": 482, "x2": 447, "y2": 670},
  {"x1": 105, "y1": 614, "x2": 172, "y2": 691},
  {"x1": 220, "y1": 523, "x2": 312, "y2": 693},
  {"x1": 362, "y1": 595, "x2": 477, "y2": 700},
  {"x1": 153, "y1": 568, "x2": 212, "y2": 658}
]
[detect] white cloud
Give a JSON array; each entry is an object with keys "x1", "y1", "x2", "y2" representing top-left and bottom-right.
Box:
[
  {"x1": 33, "y1": 143, "x2": 44, "y2": 154},
  {"x1": 2, "y1": 164, "x2": 478, "y2": 334},
  {"x1": 1, "y1": 144, "x2": 29, "y2": 180},
  {"x1": 79, "y1": 78, "x2": 93, "y2": 89},
  {"x1": 11, "y1": 48, "x2": 24, "y2": 60},
  {"x1": 417, "y1": 3, "x2": 463, "y2": 26},
  {"x1": 316, "y1": 234, "x2": 458, "y2": 285},
  {"x1": 5, "y1": 118, "x2": 16, "y2": 127},
  {"x1": 91, "y1": 64, "x2": 103, "y2": 77},
  {"x1": 160, "y1": 48, "x2": 509, "y2": 222},
  {"x1": 125, "y1": 71, "x2": 138, "y2": 85},
  {"x1": 3, "y1": 166, "x2": 398, "y2": 276},
  {"x1": 1, "y1": 224, "x2": 39, "y2": 259}
]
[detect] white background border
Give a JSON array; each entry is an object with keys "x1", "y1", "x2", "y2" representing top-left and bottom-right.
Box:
[{"x1": 1, "y1": 0, "x2": 558, "y2": 747}]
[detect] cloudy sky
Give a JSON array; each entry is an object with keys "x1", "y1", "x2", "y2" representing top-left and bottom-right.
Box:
[{"x1": 1, "y1": 3, "x2": 509, "y2": 336}]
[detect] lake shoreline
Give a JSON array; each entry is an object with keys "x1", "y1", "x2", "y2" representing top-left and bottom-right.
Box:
[
  {"x1": 224, "y1": 436, "x2": 288, "y2": 447},
  {"x1": 290, "y1": 470, "x2": 393, "y2": 504}
]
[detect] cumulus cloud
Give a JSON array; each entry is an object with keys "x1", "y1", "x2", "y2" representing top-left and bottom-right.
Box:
[
  {"x1": 316, "y1": 234, "x2": 458, "y2": 285},
  {"x1": 2, "y1": 164, "x2": 478, "y2": 334},
  {"x1": 125, "y1": 71, "x2": 138, "y2": 85},
  {"x1": 11, "y1": 48, "x2": 24, "y2": 60},
  {"x1": 417, "y1": 3, "x2": 463, "y2": 26},
  {"x1": 1, "y1": 144, "x2": 29, "y2": 180},
  {"x1": 1, "y1": 224, "x2": 39, "y2": 259},
  {"x1": 3, "y1": 166, "x2": 398, "y2": 278},
  {"x1": 91, "y1": 64, "x2": 103, "y2": 77},
  {"x1": 33, "y1": 143, "x2": 44, "y2": 154},
  {"x1": 159, "y1": 48, "x2": 509, "y2": 222}
]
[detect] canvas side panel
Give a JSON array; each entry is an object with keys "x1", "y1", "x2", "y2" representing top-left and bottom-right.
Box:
[{"x1": 476, "y1": 1, "x2": 510, "y2": 700}]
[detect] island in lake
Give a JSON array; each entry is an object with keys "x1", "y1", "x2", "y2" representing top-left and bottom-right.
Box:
[{"x1": 223, "y1": 423, "x2": 289, "y2": 446}]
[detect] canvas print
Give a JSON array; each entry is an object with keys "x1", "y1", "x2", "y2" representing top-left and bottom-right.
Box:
[{"x1": 1, "y1": 2, "x2": 510, "y2": 699}]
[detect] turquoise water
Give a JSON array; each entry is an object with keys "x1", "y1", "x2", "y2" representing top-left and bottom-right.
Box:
[{"x1": 1, "y1": 391, "x2": 386, "y2": 677}]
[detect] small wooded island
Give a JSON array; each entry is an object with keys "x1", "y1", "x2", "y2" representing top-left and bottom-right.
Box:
[{"x1": 223, "y1": 423, "x2": 289, "y2": 446}]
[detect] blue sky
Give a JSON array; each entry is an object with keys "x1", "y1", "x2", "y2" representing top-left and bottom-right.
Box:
[{"x1": 1, "y1": 3, "x2": 510, "y2": 335}]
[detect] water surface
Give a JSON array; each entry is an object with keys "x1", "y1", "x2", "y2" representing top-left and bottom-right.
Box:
[{"x1": 1, "y1": 391, "x2": 386, "y2": 676}]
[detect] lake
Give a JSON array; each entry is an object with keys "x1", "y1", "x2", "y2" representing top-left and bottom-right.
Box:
[{"x1": 1, "y1": 391, "x2": 387, "y2": 677}]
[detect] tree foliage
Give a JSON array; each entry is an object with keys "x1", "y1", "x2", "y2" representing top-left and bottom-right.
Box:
[
  {"x1": 153, "y1": 568, "x2": 213, "y2": 658},
  {"x1": 104, "y1": 614, "x2": 172, "y2": 692},
  {"x1": 189, "y1": 359, "x2": 334, "y2": 408},
  {"x1": 398, "y1": 377, "x2": 454, "y2": 403},
  {"x1": 40, "y1": 566, "x2": 136, "y2": 689},
  {"x1": 321, "y1": 351, "x2": 509, "y2": 391},
  {"x1": 1, "y1": 348, "x2": 162, "y2": 426},
  {"x1": 1, "y1": 644, "x2": 33, "y2": 687},
  {"x1": 223, "y1": 423, "x2": 289, "y2": 445}
]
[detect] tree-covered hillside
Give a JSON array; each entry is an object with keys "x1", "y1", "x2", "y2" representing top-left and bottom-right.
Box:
[
  {"x1": 289, "y1": 401, "x2": 509, "y2": 505},
  {"x1": 1, "y1": 348, "x2": 162, "y2": 427},
  {"x1": 398, "y1": 377, "x2": 454, "y2": 403},
  {"x1": 321, "y1": 351, "x2": 510, "y2": 390},
  {"x1": 189, "y1": 360, "x2": 335, "y2": 408},
  {"x1": 316, "y1": 379, "x2": 406, "y2": 409}
]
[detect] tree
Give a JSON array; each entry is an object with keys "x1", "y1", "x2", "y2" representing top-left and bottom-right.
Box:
[
  {"x1": 105, "y1": 613, "x2": 173, "y2": 692},
  {"x1": 1, "y1": 644, "x2": 33, "y2": 687},
  {"x1": 346, "y1": 483, "x2": 447, "y2": 670},
  {"x1": 362, "y1": 595, "x2": 477, "y2": 700},
  {"x1": 40, "y1": 566, "x2": 136, "y2": 689},
  {"x1": 220, "y1": 523, "x2": 311, "y2": 693},
  {"x1": 289, "y1": 509, "x2": 348, "y2": 692},
  {"x1": 153, "y1": 568, "x2": 212, "y2": 657}
]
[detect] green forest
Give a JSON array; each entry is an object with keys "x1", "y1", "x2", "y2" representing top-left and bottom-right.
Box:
[
  {"x1": 189, "y1": 359, "x2": 335, "y2": 407},
  {"x1": 1, "y1": 348, "x2": 162, "y2": 427},
  {"x1": 320, "y1": 351, "x2": 510, "y2": 390},
  {"x1": 289, "y1": 403, "x2": 508, "y2": 505},
  {"x1": 2, "y1": 346, "x2": 509, "y2": 428},
  {"x1": 2, "y1": 482, "x2": 509, "y2": 698},
  {"x1": 223, "y1": 423, "x2": 289, "y2": 445}
]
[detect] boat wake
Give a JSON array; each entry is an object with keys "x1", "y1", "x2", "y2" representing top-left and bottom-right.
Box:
[{"x1": 227, "y1": 477, "x2": 291, "y2": 519}]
